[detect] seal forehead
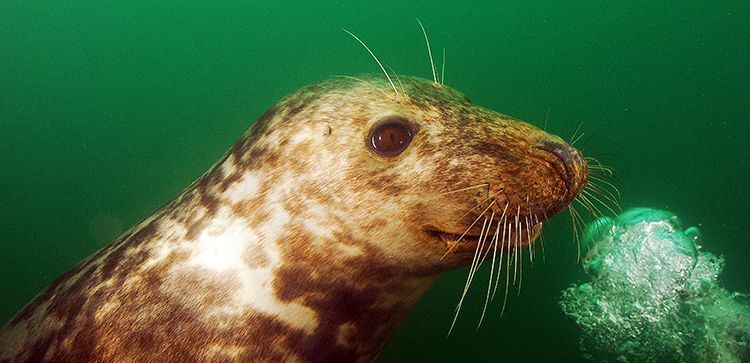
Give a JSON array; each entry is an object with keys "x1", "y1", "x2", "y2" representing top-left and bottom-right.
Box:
[
  {"x1": 248, "y1": 75, "x2": 475, "y2": 165},
  {"x1": 271, "y1": 75, "x2": 470, "y2": 121}
]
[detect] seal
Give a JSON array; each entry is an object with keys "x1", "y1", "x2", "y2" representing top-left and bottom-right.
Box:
[{"x1": 0, "y1": 74, "x2": 588, "y2": 362}]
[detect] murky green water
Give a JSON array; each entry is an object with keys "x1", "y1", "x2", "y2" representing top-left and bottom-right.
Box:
[{"x1": 1, "y1": 1, "x2": 748, "y2": 361}]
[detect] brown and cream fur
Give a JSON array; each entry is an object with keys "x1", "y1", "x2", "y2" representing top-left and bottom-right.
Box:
[{"x1": 0, "y1": 75, "x2": 587, "y2": 362}]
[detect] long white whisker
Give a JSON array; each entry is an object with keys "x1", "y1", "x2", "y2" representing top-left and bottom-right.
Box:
[
  {"x1": 442, "y1": 199, "x2": 495, "y2": 258},
  {"x1": 416, "y1": 18, "x2": 438, "y2": 84},
  {"x1": 525, "y1": 196, "x2": 534, "y2": 265},
  {"x1": 448, "y1": 215, "x2": 490, "y2": 335},
  {"x1": 491, "y1": 210, "x2": 508, "y2": 301},
  {"x1": 457, "y1": 194, "x2": 495, "y2": 222},
  {"x1": 534, "y1": 213, "x2": 546, "y2": 263},
  {"x1": 478, "y1": 222, "x2": 500, "y2": 329},
  {"x1": 342, "y1": 29, "x2": 399, "y2": 97},
  {"x1": 500, "y1": 215, "x2": 512, "y2": 317},
  {"x1": 513, "y1": 207, "x2": 520, "y2": 284},
  {"x1": 525, "y1": 215, "x2": 533, "y2": 265},
  {"x1": 519, "y1": 249, "x2": 524, "y2": 295},
  {"x1": 569, "y1": 205, "x2": 584, "y2": 263},
  {"x1": 469, "y1": 211, "x2": 495, "y2": 287},
  {"x1": 441, "y1": 47, "x2": 446, "y2": 85},
  {"x1": 479, "y1": 204, "x2": 508, "y2": 328}
]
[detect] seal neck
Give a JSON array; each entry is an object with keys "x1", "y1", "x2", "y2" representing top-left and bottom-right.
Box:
[{"x1": 158, "y1": 160, "x2": 442, "y2": 360}]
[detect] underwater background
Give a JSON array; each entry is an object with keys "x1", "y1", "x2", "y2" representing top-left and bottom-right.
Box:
[{"x1": 1, "y1": 1, "x2": 748, "y2": 361}]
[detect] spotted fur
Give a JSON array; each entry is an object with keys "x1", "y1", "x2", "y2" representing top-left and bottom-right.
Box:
[{"x1": 0, "y1": 75, "x2": 587, "y2": 362}]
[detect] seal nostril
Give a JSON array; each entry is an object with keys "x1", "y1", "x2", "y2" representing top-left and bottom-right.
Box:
[{"x1": 537, "y1": 141, "x2": 581, "y2": 192}]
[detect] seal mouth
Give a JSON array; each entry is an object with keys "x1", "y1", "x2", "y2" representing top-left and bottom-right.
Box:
[{"x1": 426, "y1": 218, "x2": 544, "y2": 255}]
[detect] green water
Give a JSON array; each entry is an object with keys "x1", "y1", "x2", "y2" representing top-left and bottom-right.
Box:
[{"x1": 1, "y1": 1, "x2": 747, "y2": 361}]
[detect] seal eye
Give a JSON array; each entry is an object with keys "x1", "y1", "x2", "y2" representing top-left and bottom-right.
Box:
[{"x1": 368, "y1": 118, "x2": 414, "y2": 157}]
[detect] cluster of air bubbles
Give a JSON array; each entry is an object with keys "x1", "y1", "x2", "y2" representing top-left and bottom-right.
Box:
[{"x1": 560, "y1": 208, "x2": 750, "y2": 362}]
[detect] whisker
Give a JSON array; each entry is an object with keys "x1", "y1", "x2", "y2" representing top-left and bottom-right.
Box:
[
  {"x1": 582, "y1": 188, "x2": 620, "y2": 216},
  {"x1": 518, "y1": 215, "x2": 525, "y2": 296},
  {"x1": 535, "y1": 214, "x2": 546, "y2": 263},
  {"x1": 571, "y1": 130, "x2": 586, "y2": 146},
  {"x1": 586, "y1": 182, "x2": 621, "y2": 209},
  {"x1": 332, "y1": 75, "x2": 393, "y2": 100},
  {"x1": 575, "y1": 206, "x2": 588, "y2": 255},
  {"x1": 575, "y1": 208, "x2": 589, "y2": 259},
  {"x1": 416, "y1": 18, "x2": 438, "y2": 84},
  {"x1": 448, "y1": 216, "x2": 488, "y2": 335},
  {"x1": 525, "y1": 215, "x2": 533, "y2": 265},
  {"x1": 386, "y1": 65, "x2": 406, "y2": 97},
  {"x1": 587, "y1": 168, "x2": 615, "y2": 180},
  {"x1": 473, "y1": 210, "x2": 497, "y2": 276},
  {"x1": 578, "y1": 193, "x2": 606, "y2": 219},
  {"x1": 588, "y1": 176, "x2": 621, "y2": 199},
  {"x1": 573, "y1": 205, "x2": 588, "y2": 257},
  {"x1": 585, "y1": 159, "x2": 619, "y2": 184},
  {"x1": 584, "y1": 155, "x2": 615, "y2": 169},
  {"x1": 467, "y1": 217, "x2": 492, "y2": 286},
  {"x1": 441, "y1": 199, "x2": 496, "y2": 258},
  {"x1": 491, "y1": 209, "x2": 509, "y2": 302},
  {"x1": 513, "y1": 207, "x2": 520, "y2": 285},
  {"x1": 587, "y1": 163, "x2": 616, "y2": 175},
  {"x1": 569, "y1": 120, "x2": 585, "y2": 145},
  {"x1": 569, "y1": 205, "x2": 582, "y2": 263},
  {"x1": 525, "y1": 196, "x2": 534, "y2": 265},
  {"x1": 574, "y1": 195, "x2": 601, "y2": 221},
  {"x1": 500, "y1": 215, "x2": 512, "y2": 317},
  {"x1": 441, "y1": 48, "x2": 446, "y2": 85},
  {"x1": 342, "y1": 29, "x2": 400, "y2": 98},
  {"x1": 478, "y1": 212, "x2": 503, "y2": 329},
  {"x1": 456, "y1": 194, "x2": 495, "y2": 223},
  {"x1": 540, "y1": 209, "x2": 550, "y2": 253}
]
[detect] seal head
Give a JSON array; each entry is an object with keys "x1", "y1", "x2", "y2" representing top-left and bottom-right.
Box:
[{"x1": 241, "y1": 75, "x2": 588, "y2": 268}]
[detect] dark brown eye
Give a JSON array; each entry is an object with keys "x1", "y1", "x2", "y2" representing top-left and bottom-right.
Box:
[{"x1": 368, "y1": 118, "x2": 414, "y2": 157}]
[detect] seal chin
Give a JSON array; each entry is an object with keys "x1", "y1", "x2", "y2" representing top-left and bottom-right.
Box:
[{"x1": 426, "y1": 220, "x2": 544, "y2": 255}]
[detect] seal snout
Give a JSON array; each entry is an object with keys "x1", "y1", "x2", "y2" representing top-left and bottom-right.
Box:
[{"x1": 537, "y1": 141, "x2": 589, "y2": 201}]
